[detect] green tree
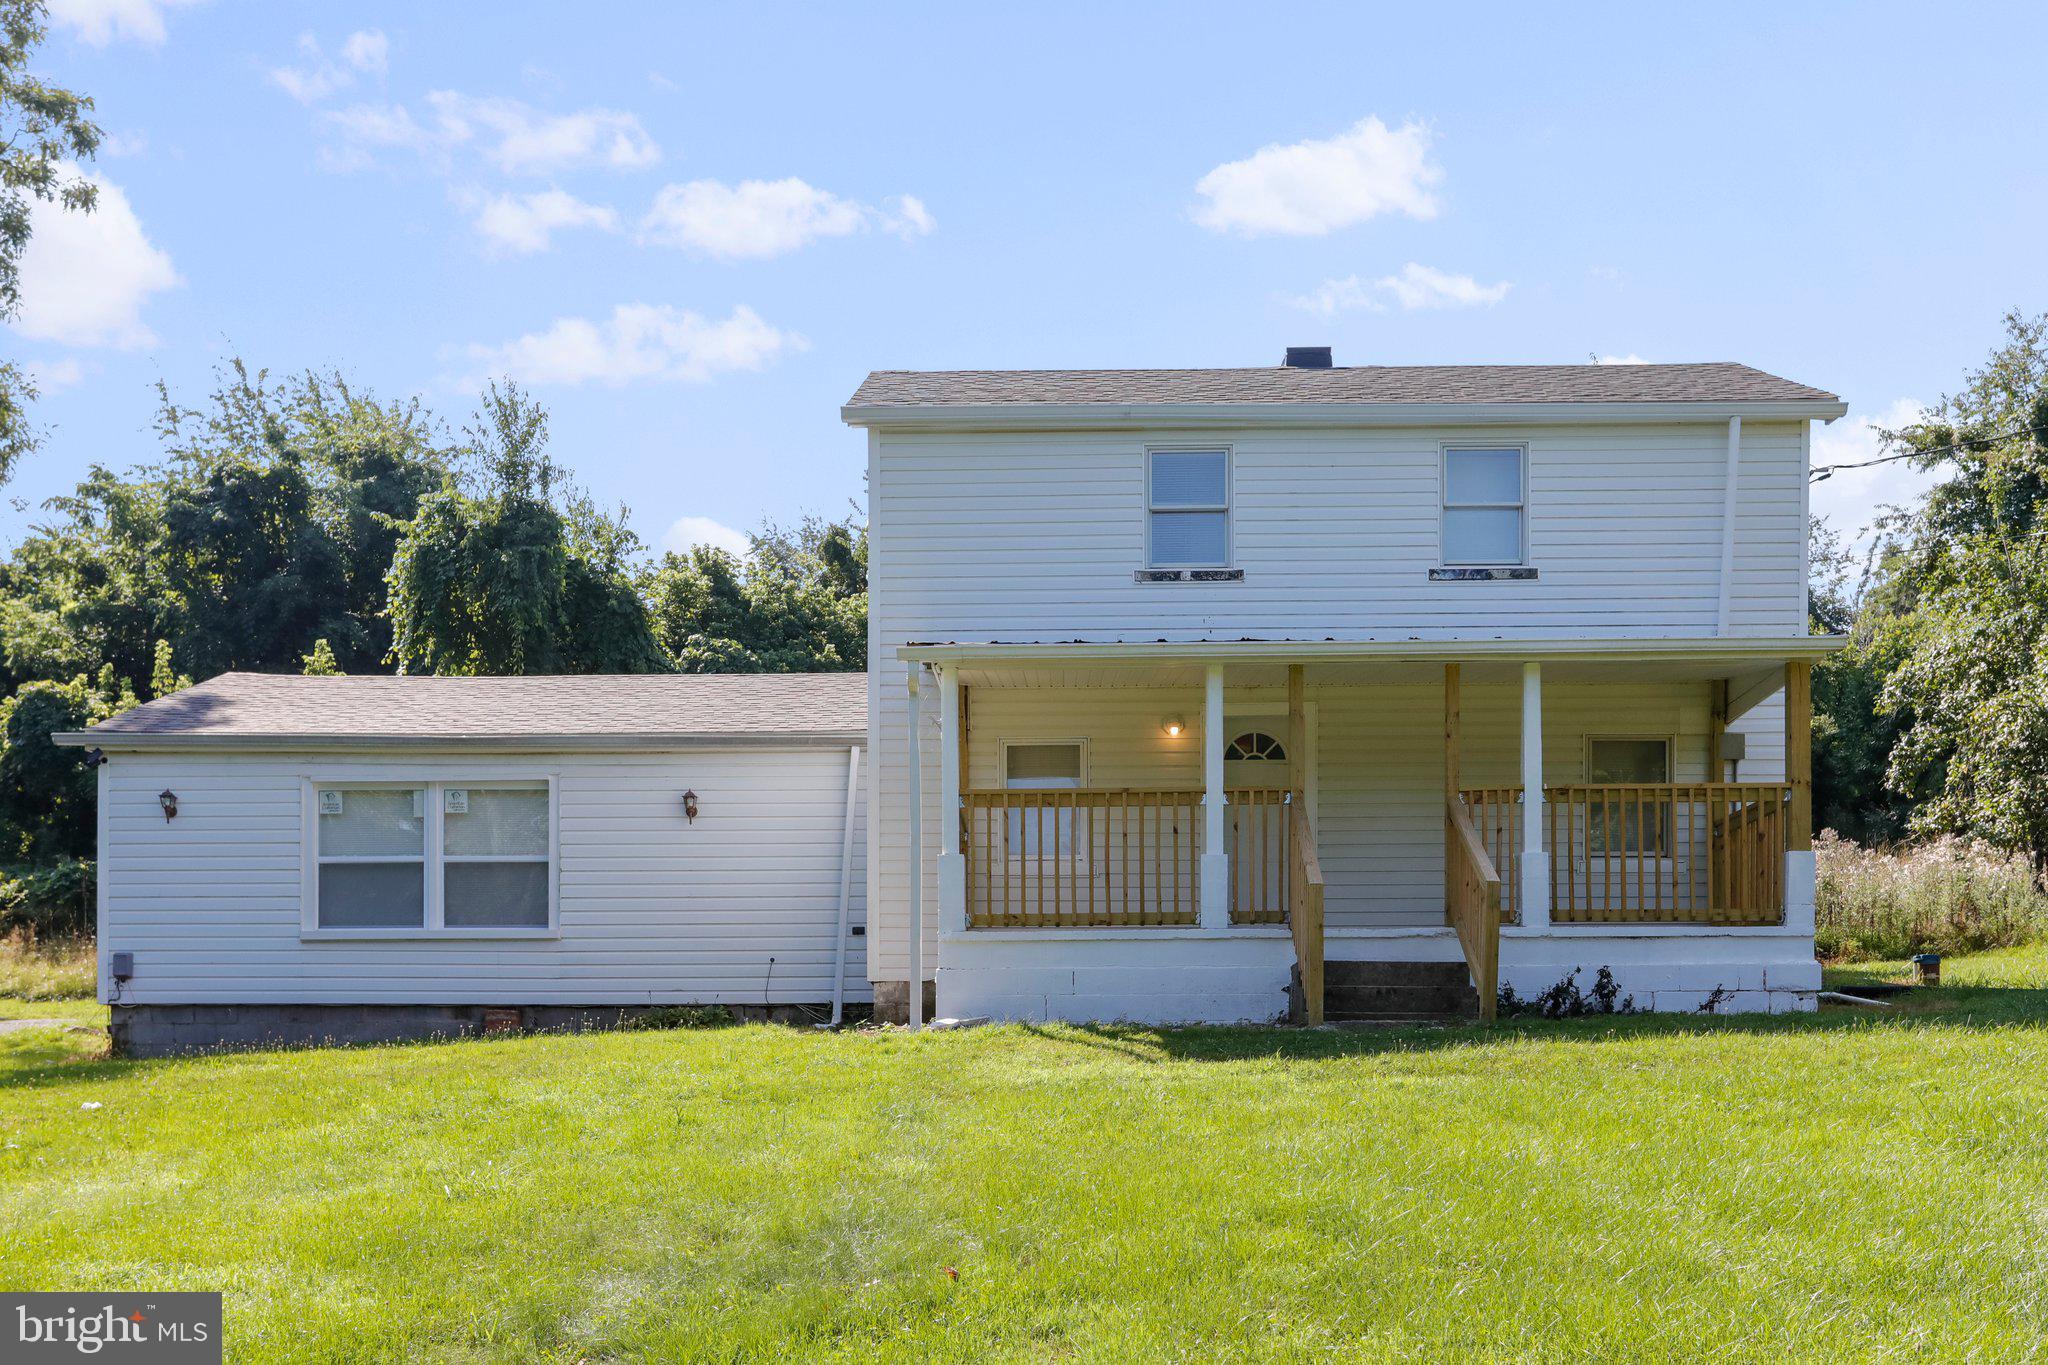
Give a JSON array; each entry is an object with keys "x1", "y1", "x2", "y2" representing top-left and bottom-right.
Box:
[
  {"x1": 644, "y1": 513, "x2": 866, "y2": 673},
  {"x1": 301, "y1": 638, "x2": 341, "y2": 676},
  {"x1": 1869, "y1": 312, "x2": 2048, "y2": 880},
  {"x1": 0, "y1": 0, "x2": 103, "y2": 483},
  {"x1": 0, "y1": 667, "x2": 132, "y2": 864},
  {"x1": 386, "y1": 383, "x2": 667, "y2": 675}
]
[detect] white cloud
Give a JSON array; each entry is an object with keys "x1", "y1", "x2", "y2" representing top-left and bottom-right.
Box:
[
  {"x1": 663, "y1": 515, "x2": 751, "y2": 558},
  {"x1": 100, "y1": 130, "x2": 148, "y2": 158},
  {"x1": 25, "y1": 358, "x2": 87, "y2": 392},
  {"x1": 1595, "y1": 353, "x2": 1650, "y2": 365},
  {"x1": 1193, "y1": 117, "x2": 1441, "y2": 237},
  {"x1": 321, "y1": 92, "x2": 660, "y2": 175},
  {"x1": 47, "y1": 0, "x2": 203, "y2": 46},
  {"x1": 1810, "y1": 398, "x2": 1938, "y2": 545},
  {"x1": 426, "y1": 92, "x2": 659, "y2": 174},
  {"x1": 269, "y1": 29, "x2": 388, "y2": 104},
  {"x1": 456, "y1": 303, "x2": 801, "y2": 388},
  {"x1": 457, "y1": 187, "x2": 616, "y2": 257},
  {"x1": 1292, "y1": 263, "x2": 1509, "y2": 315},
  {"x1": 639, "y1": 178, "x2": 932, "y2": 260},
  {"x1": 12, "y1": 170, "x2": 179, "y2": 349}
]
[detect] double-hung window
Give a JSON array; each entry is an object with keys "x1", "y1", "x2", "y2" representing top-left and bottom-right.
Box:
[
  {"x1": 1147, "y1": 449, "x2": 1230, "y2": 568},
  {"x1": 1004, "y1": 741, "x2": 1084, "y2": 858},
  {"x1": 1586, "y1": 738, "x2": 1673, "y2": 856},
  {"x1": 309, "y1": 779, "x2": 555, "y2": 934},
  {"x1": 1442, "y1": 446, "x2": 1527, "y2": 566}
]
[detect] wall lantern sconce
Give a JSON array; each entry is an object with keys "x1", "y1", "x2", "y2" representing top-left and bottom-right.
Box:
[
  {"x1": 682, "y1": 789, "x2": 699, "y2": 824},
  {"x1": 158, "y1": 789, "x2": 179, "y2": 822},
  {"x1": 1161, "y1": 716, "x2": 1186, "y2": 739}
]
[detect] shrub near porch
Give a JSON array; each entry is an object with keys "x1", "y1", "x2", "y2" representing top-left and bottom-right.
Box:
[{"x1": 6, "y1": 980, "x2": 2048, "y2": 1359}]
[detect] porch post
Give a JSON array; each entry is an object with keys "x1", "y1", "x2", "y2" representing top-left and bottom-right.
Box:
[
  {"x1": 1519, "y1": 661, "x2": 1552, "y2": 930},
  {"x1": 936, "y1": 665, "x2": 967, "y2": 935},
  {"x1": 1784, "y1": 660, "x2": 1816, "y2": 935},
  {"x1": 1199, "y1": 662, "x2": 1229, "y2": 928},
  {"x1": 904, "y1": 663, "x2": 924, "y2": 1030}
]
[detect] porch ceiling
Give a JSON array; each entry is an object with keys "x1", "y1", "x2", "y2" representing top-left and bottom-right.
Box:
[{"x1": 909, "y1": 636, "x2": 1842, "y2": 693}]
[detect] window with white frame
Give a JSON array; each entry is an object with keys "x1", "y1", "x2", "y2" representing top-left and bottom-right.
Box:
[
  {"x1": 1586, "y1": 737, "x2": 1672, "y2": 856},
  {"x1": 1441, "y1": 446, "x2": 1526, "y2": 565},
  {"x1": 1148, "y1": 449, "x2": 1230, "y2": 568},
  {"x1": 1004, "y1": 741, "x2": 1083, "y2": 857},
  {"x1": 312, "y1": 781, "x2": 554, "y2": 932}
]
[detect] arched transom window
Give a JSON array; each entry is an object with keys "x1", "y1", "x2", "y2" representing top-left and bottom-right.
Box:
[{"x1": 1225, "y1": 731, "x2": 1287, "y2": 762}]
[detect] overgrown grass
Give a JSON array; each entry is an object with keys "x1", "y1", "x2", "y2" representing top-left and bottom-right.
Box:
[
  {"x1": 0, "y1": 930, "x2": 95, "y2": 1001},
  {"x1": 6, "y1": 962, "x2": 2048, "y2": 1360},
  {"x1": 1816, "y1": 831, "x2": 2048, "y2": 961}
]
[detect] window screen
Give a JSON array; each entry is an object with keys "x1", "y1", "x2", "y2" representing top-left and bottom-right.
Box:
[
  {"x1": 443, "y1": 787, "x2": 550, "y2": 928},
  {"x1": 1005, "y1": 743, "x2": 1082, "y2": 856},
  {"x1": 1148, "y1": 449, "x2": 1229, "y2": 567},
  {"x1": 1587, "y1": 739, "x2": 1672, "y2": 855},
  {"x1": 1443, "y1": 447, "x2": 1526, "y2": 565},
  {"x1": 316, "y1": 787, "x2": 426, "y2": 928}
]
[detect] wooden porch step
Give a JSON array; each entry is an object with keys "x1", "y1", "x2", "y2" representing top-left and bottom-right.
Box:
[{"x1": 1315, "y1": 960, "x2": 1480, "y2": 1023}]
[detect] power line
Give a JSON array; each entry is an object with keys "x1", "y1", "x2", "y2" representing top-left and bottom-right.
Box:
[{"x1": 1809, "y1": 421, "x2": 2048, "y2": 482}]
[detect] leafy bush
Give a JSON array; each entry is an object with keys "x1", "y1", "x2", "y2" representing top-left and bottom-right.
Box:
[
  {"x1": 1498, "y1": 966, "x2": 1638, "y2": 1018},
  {"x1": 625, "y1": 1004, "x2": 736, "y2": 1031},
  {"x1": 0, "y1": 857, "x2": 92, "y2": 935},
  {"x1": 1815, "y1": 831, "x2": 2048, "y2": 962},
  {"x1": 0, "y1": 929, "x2": 95, "y2": 1000}
]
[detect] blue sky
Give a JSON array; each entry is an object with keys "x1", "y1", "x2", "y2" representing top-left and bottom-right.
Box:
[{"x1": 10, "y1": 0, "x2": 2047, "y2": 556}]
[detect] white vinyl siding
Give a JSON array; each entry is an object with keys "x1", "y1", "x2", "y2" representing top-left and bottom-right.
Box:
[
  {"x1": 1147, "y1": 448, "x2": 1229, "y2": 567},
  {"x1": 867, "y1": 419, "x2": 1809, "y2": 980},
  {"x1": 98, "y1": 748, "x2": 869, "y2": 1007}
]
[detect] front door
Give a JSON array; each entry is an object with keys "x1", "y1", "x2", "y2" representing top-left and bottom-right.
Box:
[{"x1": 1223, "y1": 720, "x2": 1290, "y2": 921}]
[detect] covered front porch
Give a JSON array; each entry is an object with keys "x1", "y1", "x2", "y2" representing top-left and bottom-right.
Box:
[{"x1": 900, "y1": 638, "x2": 1833, "y2": 1026}]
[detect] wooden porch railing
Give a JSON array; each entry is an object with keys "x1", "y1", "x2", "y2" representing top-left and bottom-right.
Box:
[
  {"x1": 961, "y1": 788, "x2": 1290, "y2": 929},
  {"x1": 1289, "y1": 796, "x2": 1325, "y2": 1026},
  {"x1": 1458, "y1": 783, "x2": 1792, "y2": 925},
  {"x1": 1446, "y1": 796, "x2": 1501, "y2": 1022},
  {"x1": 1459, "y1": 788, "x2": 1523, "y2": 925}
]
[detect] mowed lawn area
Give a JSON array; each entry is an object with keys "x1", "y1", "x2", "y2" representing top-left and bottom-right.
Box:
[{"x1": 7, "y1": 956, "x2": 2048, "y2": 1362}]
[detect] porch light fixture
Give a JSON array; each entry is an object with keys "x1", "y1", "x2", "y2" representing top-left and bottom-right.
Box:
[
  {"x1": 1161, "y1": 715, "x2": 1186, "y2": 738},
  {"x1": 158, "y1": 789, "x2": 178, "y2": 822},
  {"x1": 682, "y1": 789, "x2": 699, "y2": 824}
]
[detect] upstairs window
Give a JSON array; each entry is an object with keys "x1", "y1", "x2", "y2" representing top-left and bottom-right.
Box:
[
  {"x1": 1148, "y1": 449, "x2": 1230, "y2": 568},
  {"x1": 1442, "y1": 446, "x2": 1526, "y2": 565}
]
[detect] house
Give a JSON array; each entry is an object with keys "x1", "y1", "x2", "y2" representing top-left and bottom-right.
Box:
[
  {"x1": 846, "y1": 350, "x2": 1846, "y2": 1025},
  {"x1": 57, "y1": 672, "x2": 868, "y2": 1055}
]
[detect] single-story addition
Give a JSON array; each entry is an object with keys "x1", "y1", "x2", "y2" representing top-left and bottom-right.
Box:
[{"x1": 57, "y1": 672, "x2": 869, "y2": 1057}]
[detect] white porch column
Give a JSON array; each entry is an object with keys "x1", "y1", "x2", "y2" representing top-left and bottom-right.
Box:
[
  {"x1": 904, "y1": 663, "x2": 925, "y2": 1030},
  {"x1": 1519, "y1": 661, "x2": 1552, "y2": 930},
  {"x1": 1199, "y1": 662, "x2": 1229, "y2": 928},
  {"x1": 936, "y1": 665, "x2": 966, "y2": 935}
]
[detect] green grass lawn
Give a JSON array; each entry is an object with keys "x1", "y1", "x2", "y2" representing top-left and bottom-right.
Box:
[{"x1": 6, "y1": 968, "x2": 2048, "y2": 1361}]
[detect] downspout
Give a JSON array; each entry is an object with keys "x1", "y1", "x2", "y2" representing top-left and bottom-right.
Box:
[
  {"x1": 904, "y1": 663, "x2": 924, "y2": 1031},
  {"x1": 1715, "y1": 416, "x2": 1742, "y2": 635},
  {"x1": 829, "y1": 744, "x2": 861, "y2": 1027}
]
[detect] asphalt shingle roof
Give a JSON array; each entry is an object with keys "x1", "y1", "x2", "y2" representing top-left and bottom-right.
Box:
[
  {"x1": 847, "y1": 363, "x2": 1839, "y2": 409},
  {"x1": 65, "y1": 672, "x2": 868, "y2": 747}
]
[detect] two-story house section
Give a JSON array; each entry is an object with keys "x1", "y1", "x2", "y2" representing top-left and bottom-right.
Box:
[{"x1": 846, "y1": 351, "x2": 1847, "y2": 1026}]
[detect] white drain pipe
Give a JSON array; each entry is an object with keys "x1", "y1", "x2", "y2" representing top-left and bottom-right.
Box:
[{"x1": 829, "y1": 744, "x2": 861, "y2": 1027}]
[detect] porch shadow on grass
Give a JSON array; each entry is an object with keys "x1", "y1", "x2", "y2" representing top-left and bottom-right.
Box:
[{"x1": 1014, "y1": 986, "x2": 2048, "y2": 1063}]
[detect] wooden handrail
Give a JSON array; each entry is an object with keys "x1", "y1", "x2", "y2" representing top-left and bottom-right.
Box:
[
  {"x1": 1289, "y1": 795, "x2": 1325, "y2": 1026},
  {"x1": 1446, "y1": 795, "x2": 1501, "y2": 1022}
]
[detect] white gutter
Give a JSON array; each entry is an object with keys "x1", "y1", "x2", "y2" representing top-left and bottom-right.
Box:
[
  {"x1": 830, "y1": 744, "x2": 861, "y2": 1027},
  {"x1": 1716, "y1": 416, "x2": 1742, "y2": 636},
  {"x1": 843, "y1": 399, "x2": 1848, "y2": 431},
  {"x1": 896, "y1": 635, "x2": 1846, "y2": 667}
]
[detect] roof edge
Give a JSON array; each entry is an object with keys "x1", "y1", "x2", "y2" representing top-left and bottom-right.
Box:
[
  {"x1": 843, "y1": 399, "x2": 1849, "y2": 430},
  {"x1": 53, "y1": 731, "x2": 866, "y2": 753},
  {"x1": 896, "y1": 636, "x2": 1846, "y2": 665}
]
